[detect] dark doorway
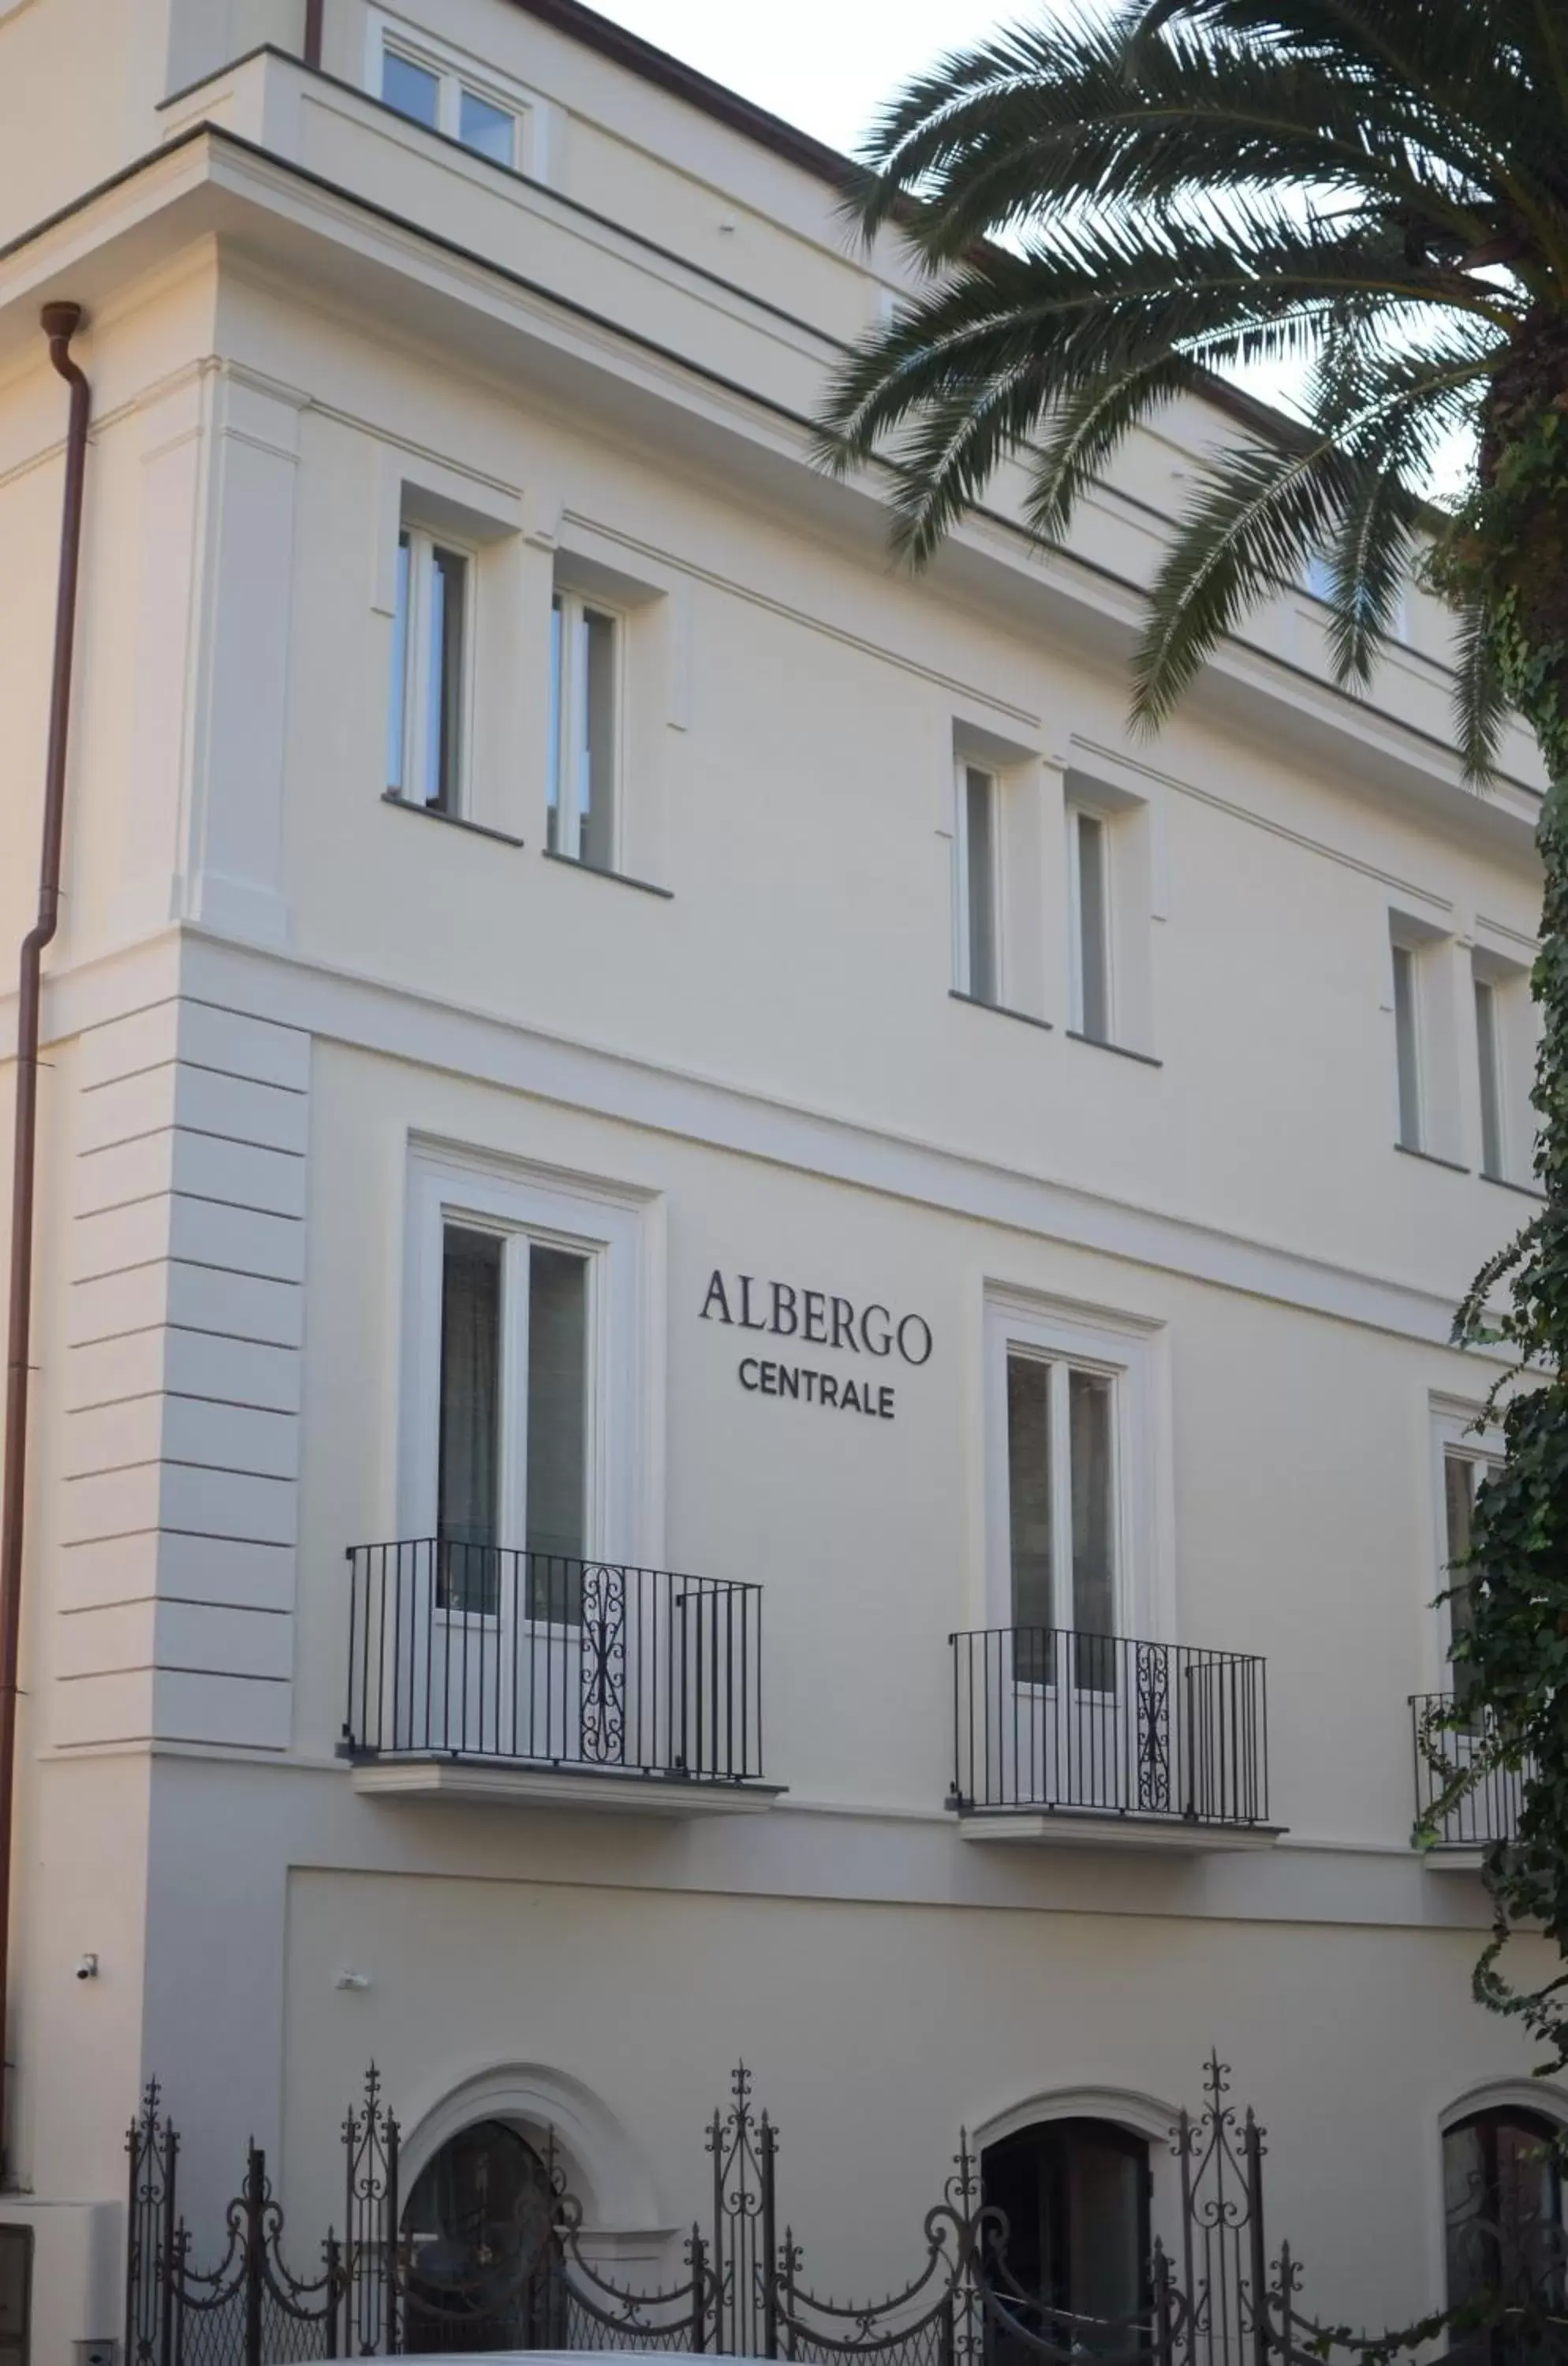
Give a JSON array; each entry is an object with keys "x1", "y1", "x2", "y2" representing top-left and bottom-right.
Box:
[
  {"x1": 981, "y1": 2118, "x2": 1150, "y2": 2353},
  {"x1": 401, "y1": 2117, "x2": 560, "y2": 2353}
]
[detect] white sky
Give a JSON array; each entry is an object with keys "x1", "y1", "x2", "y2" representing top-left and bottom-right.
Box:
[
  {"x1": 582, "y1": 0, "x2": 1022, "y2": 159},
  {"x1": 582, "y1": 1, "x2": 1470, "y2": 499}
]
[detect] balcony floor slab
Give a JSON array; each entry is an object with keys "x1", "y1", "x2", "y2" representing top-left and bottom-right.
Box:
[
  {"x1": 952, "y1": 1808, "x2": 1284, "y2": 1852},
  {"x1": 351, "y1": 1757, "x2": 784, "y2": 1815}
]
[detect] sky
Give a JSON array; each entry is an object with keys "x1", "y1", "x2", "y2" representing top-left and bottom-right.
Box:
[{"x1": 581, "y1": 0, "x2": 1023, "y2": 160}]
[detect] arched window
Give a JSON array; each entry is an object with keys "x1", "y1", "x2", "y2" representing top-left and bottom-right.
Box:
[
  {"x1": 400, "y1": 2117, "x2": 560, "y2": 2353},
  {"x1": 980, "y1": 2118, "x2": 1150, "y2": 2349},
  {"x1": 1444, "y1": 2106, "x2": 1566, "y2": 2346}
]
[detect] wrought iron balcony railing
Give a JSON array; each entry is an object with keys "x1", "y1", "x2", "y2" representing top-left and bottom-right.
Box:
[
  {"x1": 1411, "y1": 1692, "x2": 1529, "y2": 1849},
  {"x1": 949, "y1": 1627, "x2": 1270, "y2": 1829},
  {"x1": 343, "y1": 1541, "x2": 764, "y2": 1786}
]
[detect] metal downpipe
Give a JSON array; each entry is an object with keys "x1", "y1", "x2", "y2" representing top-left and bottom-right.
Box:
[{"x1": 0, "y1": 301, "x2": 90, "y2": 2174}]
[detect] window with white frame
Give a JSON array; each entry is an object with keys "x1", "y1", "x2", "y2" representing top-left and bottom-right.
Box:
[
  {"x1": 1389, "y1": 914, "x2": 1456, "y2": 1157},
  {"x1": 953, "y1": 759, "x2": 1000, "y2": 1004},
  {"x1": 1067, "y1": 802, "x2": 1113, "y2": 1043},
  {"x1": 986, "y1": 1296, "x2": 1160, "y2": 1694},
  {"x1": 547, "y1": 588, "x2": 621, "y2": 869},
  {"x1": 1005, "y1": 1347, "x2": 1116, "y2": 1686},
  {"x1": 374, "y1": 17, "x2": 526, "y2": 168},
  {"x1": 1433, "y1": 1409, "x2": 1502, "y2": 1710},
  {"x1": 405, "y1": 1155, "x2": 651, "y2": 1619},
  {"x1": 1473, "y1": 963, "x2": 1506, "y2": 1179},
  {"x1": 1472, "y1": 948, "x2": 1535, "y2": 1185},
  {"x1": 1391, "y1": 935, "x2": 1424, "y2": 1149},
  {"x1": 387, "y1": 525, "x2": 472, "y2": 814}
]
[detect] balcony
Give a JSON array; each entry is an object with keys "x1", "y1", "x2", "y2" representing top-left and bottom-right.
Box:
[
  {"x1": 342, "y1": 1542, "x2": 776, "y2": 1814},
  {"x1": 948, "y1": 1629, "x2": 1276, "y2": 1849},
  {"x1": 1411, "y1": 1692, "x2": 1529, "y2": 1862}
]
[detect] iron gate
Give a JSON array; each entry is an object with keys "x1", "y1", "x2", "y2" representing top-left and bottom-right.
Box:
[{"x1": 125, "y1": 2054, "x2": 1566, "y2": 2366}]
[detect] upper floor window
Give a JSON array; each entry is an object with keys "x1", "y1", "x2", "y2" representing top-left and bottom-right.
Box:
[
  {"x1": 1006, "y1": 1347, "x2": 1115, "y2": 1687},
  {"x1": 1068, "y1": 804, "x2": 1112, "y2": 1043},
  {"x1": 436, "y1": 1220, "x2": 588, "y2": 1615},
  {"x1": 373, "y1": 15, "x2": 526, "y2": 168},
  {"x1": 953, "y1": 761, "x2": 1000, "y2": 1005},
  {"x1": 1388, "y1": 912, "x2": 1458, "y2": 1162},
  {"x1": 1435, "y1": 1413, "x2": 1503, "y2": 1707},
  {"x1": 1391, "y1": 935, "x2": 1424, "y2": 1150},
  {"x1": 1444, "y1": 2106, "x2": 1565, "y2": 2339},
  {"x1": 548, "y1": 590, "x2": 620, "y2": 870},
  {"x1": 387, "y1": 526, "x2": 471, "y2": 814},
  {"x1": 1471, "y1": 948, "x2": 1535, "y2": 1187}
]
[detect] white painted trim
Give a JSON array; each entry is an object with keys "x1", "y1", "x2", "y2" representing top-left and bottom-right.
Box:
[
  {"x1": 392, "y1": 2058, "x2": 668, "y2": 2230},
  {"x1": 353, "y1": 1761, "x2": 781, "y2": 1812}
]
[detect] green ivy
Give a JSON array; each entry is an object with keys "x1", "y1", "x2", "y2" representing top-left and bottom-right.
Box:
[{"x1": 1421, "y1": 412, "x2": 1568, "y2": 2069}]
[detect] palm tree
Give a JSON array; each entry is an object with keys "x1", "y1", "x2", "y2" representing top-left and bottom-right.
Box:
[{"x1": 819, "y1": 0, "x2": 1568, "y2": 2065}]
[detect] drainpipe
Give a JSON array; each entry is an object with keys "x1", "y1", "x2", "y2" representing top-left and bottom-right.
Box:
[
  {"x1": 0, "y1": 302, "x2": 90, "y2": 2176},
  {"x1": 304, "y1": 0, "x2": 323, "y2": 69}
]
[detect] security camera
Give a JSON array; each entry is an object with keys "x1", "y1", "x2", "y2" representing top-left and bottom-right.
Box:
[{"x1": 75, "y1": 1953, "x2": 99, "y2": 1981}]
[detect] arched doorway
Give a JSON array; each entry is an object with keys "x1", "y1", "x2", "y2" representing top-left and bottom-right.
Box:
[
  {"x1": 1444, "y1": 2104, "x2": 1566, "y2": 2356},
  {"x1": 400, "y1": 2116, "x2": 561, "y2": 2353},
  {"x1": 980, "y1": 2118, "x2": 1150, "y2": 2353}
]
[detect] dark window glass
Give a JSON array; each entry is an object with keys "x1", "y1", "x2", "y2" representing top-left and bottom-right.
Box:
[{"x1": 438, "y1": 1228, "x2": 502, "y2": 1613}]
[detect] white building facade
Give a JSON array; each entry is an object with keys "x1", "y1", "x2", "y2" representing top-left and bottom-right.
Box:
[{"x1": 0, "y1": 0, "x2": 1560, "y2": 2356}]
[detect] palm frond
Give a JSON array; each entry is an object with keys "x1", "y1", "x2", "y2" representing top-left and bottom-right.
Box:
[{"x1": 1451, "y1": 598, "x2": 1513, "y2": 784}]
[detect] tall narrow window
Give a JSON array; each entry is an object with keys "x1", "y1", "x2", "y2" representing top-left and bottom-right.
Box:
[
  {"x1": 1070, "y1": 808, "x2": 1111, "y2": 1043},
  {"x1": 438, "y1": 1227, "x2": 502, "y2": 1610},
  {"x1": 548, "y1": 592, "x2": 619, "y2": 868},
  {"x1": 388, "y1": 528, "x2": 469, "y2": 814},
  {"x1": 954, "y1": 762, "x2": 999, "y2": 1003},
  {"x1": 525, "y1": 1245, "x2": 589, "y2": 1621},
  {"x1": 1006, "y1": 1355, "x2": 1053, "y2": 1681},
  {"x1": 1443, "y1": 1448, "x2": 1479, "y2": 1709},
  {"x1": 1392, "y1": 939, "x2": 1422, "y2": 1150},
  {"x1": 1474, "y1": 972, "x2": 1504, "y2": 1178},
  {"x1": 1006, "y1": 1352, "x2": 1117, "y2": 1684}
]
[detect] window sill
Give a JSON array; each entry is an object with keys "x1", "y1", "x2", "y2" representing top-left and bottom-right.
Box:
[
  {"x1": 1065, "y1": 1030, "x2": 1162, "y2": 1069},
  {"x1": 543, "y1": 849, "x2": 673, "y2": 900},
  {"x1": 1394, "y1": 1141, "x2": 1469, "y2": 1175},
  {"x1": 1481, "y1": 1170, "x2": 1547, "y2": 1202},
  {"x1": 382, "y1": 790, "x2": 525, "y2": 848},
  {"x1": 948, "y1": 991, "x2": 1052, "y2": 1034}
]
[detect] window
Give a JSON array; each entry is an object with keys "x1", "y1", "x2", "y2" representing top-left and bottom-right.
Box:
[
  {"x1": 1006, "y1": 1350, "x2": 1116, "y2": 1687},
  {"x1": 1068, "y1": 806, "x2": 1111, "y2": 1043},
  {"x1": 388, "y1": 527, "x2": 470, "y2": 813},
  {"x1": 435, "y1": 1221, "x2": 588, "y2": 1616},
  {"x1": 1473, "y1": 951, "x2": 1534, "y2": 1185},
  {"x1": 548, "y1": 591, "x2": 619, "y2": 869},
  {"x1": 378, "y1": 29, "x2": 522, "y2": 167},
  {"x1": 1444, "y1": 2107, "x2": 1565, "y2": 2344},
  {"x1": 1475, "y1": 970, "x2": 1504, "y2": 1178},
  {"x1": 953, "y1": 762, "x2": 1000, "y2": 1003},
  {"x1": 1392, "y1": 938, "x2": 1422, "y2": 1150},
  {"x1": 1441, "y1": 1436, "x2": 1503, "y2": 1712},
  {"x1": 981, "y1": 2121, "x2": 1148, "y2": 2341}
]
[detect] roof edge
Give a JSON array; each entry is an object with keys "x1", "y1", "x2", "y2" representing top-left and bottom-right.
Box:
[{"x1": 499, "y1": 0, "x2": 857, "y2": 189}]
